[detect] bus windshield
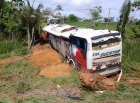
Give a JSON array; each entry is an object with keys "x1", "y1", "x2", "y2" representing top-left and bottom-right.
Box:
[
  {"x1": 92, "y1": 34, "x2": 121, "y2": 50},
  {"x1": 51, "y1": 19, "x2": 60, "y2": 24}
]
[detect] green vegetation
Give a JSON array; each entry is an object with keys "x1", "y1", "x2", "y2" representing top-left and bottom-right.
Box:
[
  {"x1": 1, "y1": 58, "x2": 140, "y2": 103},
  {"x1": 116, "y1": 0, "x2": 131, "y2": 39},
  {"x1": 0, "y1": 40, "x2": 28, "y2": 59},
  {"x1": 122, "y1": 39, "x2": 140, "y2": 75}
]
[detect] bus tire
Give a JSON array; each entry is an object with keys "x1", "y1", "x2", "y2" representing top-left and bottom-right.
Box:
[{"x1": 69, "y1": 59, "x2": 75, "y2": 67}]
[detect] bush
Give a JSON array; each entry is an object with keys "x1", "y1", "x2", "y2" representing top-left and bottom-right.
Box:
[
  {"x1": 122, "y1": 39, "x2": 140, "y2": 74},
  {"x1": 0, "y1": 40, "x2": 28, "y2": 59}
]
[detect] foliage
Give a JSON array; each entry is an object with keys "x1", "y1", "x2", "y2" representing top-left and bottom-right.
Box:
[
  {"x1": 130, "y1": 20, "x2": 140, "y2": 39},
  {"x1": 0, "y1": 0, "x2": 5, "y2": 10},
  {"x1": 0, "y1": 1, "x2": 20, "y2": 39},
  {"x1": 16, "y1": 81, "x2": 31, "y2": 93},
  {"x1": 132, "y1": 0, "x2": 140, "y2": 11},
  {"x1": 18, "y1": 0, "x2": 44, "y2": 49},
  {"x1": 131, "y1": 1, "x2": 140, "y2": 39},
  {"x1": 104, "y1": 17, "x2": 114, "y2": 22},
  {"x1": 122, "y1": 39, "x2": 140, "y2": 75},
  {"x1": 90, "y1": 6, "x2": 102, "y2": 29},
  {"x1": 67, "y1": 14, "x2": 78, "y2": 22},
  {"x1": 0, "y1": 40, "x2": 28, "y2": 59},
  {"x1": 0, "y1": 98, "x2": 11, "y2": 103},
  {"x1": 116, "y1": 0, "x2": 131, "y2": 39},
  {"x1": 90, "y1": 6, "x2": 102, "y2": 21}
]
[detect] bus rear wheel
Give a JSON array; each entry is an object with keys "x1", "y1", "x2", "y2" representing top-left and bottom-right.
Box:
[{"x1": 69, "y1": 59, "x2": 75, "y2": 67}]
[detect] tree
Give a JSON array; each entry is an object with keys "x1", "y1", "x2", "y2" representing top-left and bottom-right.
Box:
[
  {"x1": 104, "y1": 17, "x2": 114, "y2": 22},
  {"x1": 55, "y1": 5, "x2": 62, "y2": 11},
  {"x1": 44, "y1": 7, "x2": 54, "y2": 17},
  {"x1": 0, "y1": 0, "x2": 5, "y2": 10},
  {"x1": 67, "y1": 14, "x2": 78, "y2": 22},
  {"x1": 116, "y1": 0, "x2": 131, "y2": 39},
  {"x1": 131, "y1": 0, "x2": 140, "y2": 19},
  {"x1": 0, "y1": 1, "x2": 21, "y2": 40},
  {"x1": 130, "y1": 0, "x2": 140, "y2": 39},
  {"x1": 19, "y1": 0, "x2": 44, "y2": 49},
  {"x1": 55, "y1": 5, "x2": 62, "y2": 18},
  {"x1": 90, "y1": 6, "x2": 102, "y2": 29},
  {"x1": 132, "y1": 0, "x2": 140, "y2": 11}
]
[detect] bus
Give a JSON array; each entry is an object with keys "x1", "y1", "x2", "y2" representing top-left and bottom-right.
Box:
[{"x1": 43, "y1": 24, "x2": 122, "y2": 77}]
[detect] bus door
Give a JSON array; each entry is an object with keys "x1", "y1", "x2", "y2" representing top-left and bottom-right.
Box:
[{"x1": 70, "y1": 36, "x2": 87, "y2": 69}]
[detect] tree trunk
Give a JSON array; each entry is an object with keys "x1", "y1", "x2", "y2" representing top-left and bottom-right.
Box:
[
  {"x1": 28, "y1": 27, "x2": 31, "y2": 49},
  {"x1": 28, "y1": 25, "x2": 35, "y2": 50}
]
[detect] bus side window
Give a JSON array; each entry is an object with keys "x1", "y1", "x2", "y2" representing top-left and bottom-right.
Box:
[
  {"x1": 79, "y1": 38, "x2": 87, "y2": 51},
  {"x1": 76, "y1": 38, "x2": 80, "y2": 47},
  {"x1": 70, "y1": 37, "x2": 77, "y2": 46},
  {"x1": 70, "y1": 37, "x2": 87, "y2": 51}
]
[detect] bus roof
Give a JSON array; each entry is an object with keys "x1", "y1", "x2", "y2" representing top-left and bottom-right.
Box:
[
  {"x1": 43, "y1": 24, "x2": 77, "y2": 38},
  {"x1": 43, "y1": 24, "x2": 120, "y2": 40},
  {"x1": 70, "y1": 29, "x2": 120, "y2": 40}
]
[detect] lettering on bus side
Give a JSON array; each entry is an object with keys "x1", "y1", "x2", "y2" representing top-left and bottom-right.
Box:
[
  {"x1": 93, "y1": 52, "x2": 99, "y2": 56},
  {"x1": 100, "y1": 49, "x2": 120, "y2": 57},
  {"x1": 93, "y1": 49, "x2": 121, "y2": 57}
]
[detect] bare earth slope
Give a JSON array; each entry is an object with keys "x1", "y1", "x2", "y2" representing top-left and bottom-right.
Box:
[{"x1": 27, "y1": 44, "x2": 72, "y2": 78}]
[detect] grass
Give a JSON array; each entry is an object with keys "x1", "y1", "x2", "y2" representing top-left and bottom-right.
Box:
[
  {"x1": 0, "y1": 59, "x2": 82, "y2": 103},
  {"x1": 0, "y1": 59, "x2": 140, "y2": 103},
  {"x1": 0, "y1": 40, "x2": 28, "y2": 59},
  {"x1": 122, "y1": 39, "x2": 140, "y2": 76},
  {"x1": 68, "y1": 21, "x2": 117, "y2": 30}
]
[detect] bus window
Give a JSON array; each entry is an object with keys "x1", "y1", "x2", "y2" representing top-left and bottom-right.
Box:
[
  {"x1": 79, "y1": 38, "x2": 87, "y2": 51},
  {"x1": 92, "y1": 35, "x2": 121, "y2": 50},
  {"x1": 75, "y1": 37, "x2": 87, "y2": 51},
  {"x1": 70, "y1": 36, "x2": 87, "y2": 51}
]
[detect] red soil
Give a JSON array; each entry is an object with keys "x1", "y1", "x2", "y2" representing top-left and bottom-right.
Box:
[{"x1": 27, "y1": 44, "x2": 72, "y2": 78}]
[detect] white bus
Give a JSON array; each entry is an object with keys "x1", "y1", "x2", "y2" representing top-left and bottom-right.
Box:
[{"x1": 43, "y1": 24, "x2": 122, "y2": 76}]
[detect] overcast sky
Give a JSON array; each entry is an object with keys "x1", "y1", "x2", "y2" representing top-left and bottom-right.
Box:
[{"x1": 31, "y1": 0, "x2": 140, "y2": 20}]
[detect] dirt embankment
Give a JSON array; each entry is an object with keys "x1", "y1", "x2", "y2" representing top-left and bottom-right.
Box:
[
  {"x1": 78, "y1": 70, "x2": 118, "y2": 90},
  {"x1": 27, "y1": 44, "x2": 72, "y2": 78}
]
